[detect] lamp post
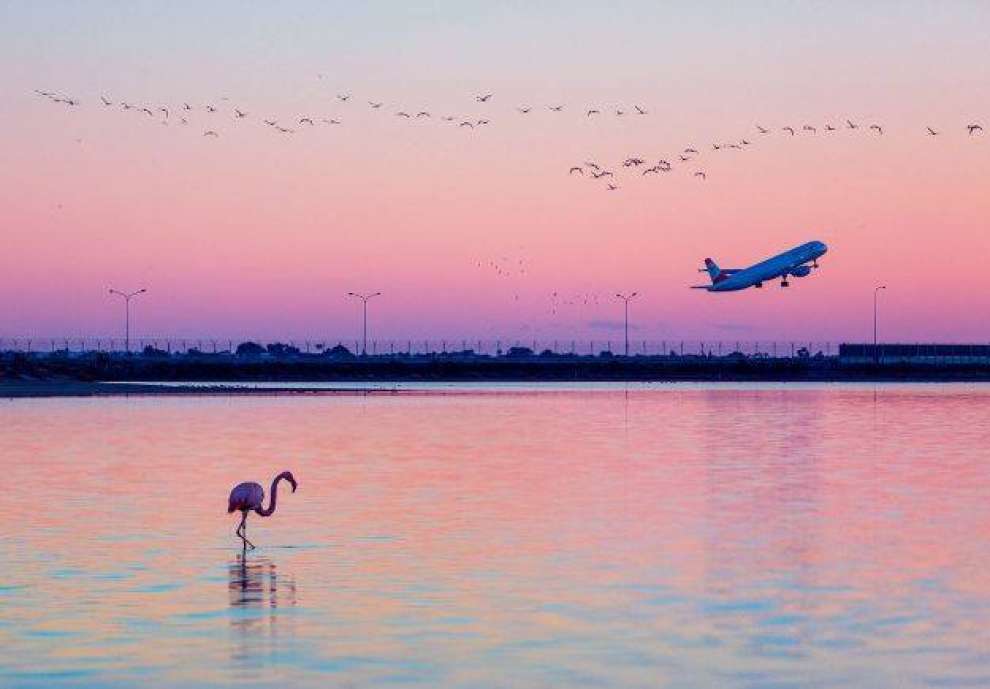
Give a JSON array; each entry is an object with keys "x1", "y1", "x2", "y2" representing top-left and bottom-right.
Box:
[
  {"x1": 615, "y1": 292, "x2": 639, "y2": 357},
  {"x1": 873, "y1": 285, "x2": 886, "y2": 364},
  {"x1": 108, "y1": 288, "x2": 147, "y2": 354},
  {"x1": 347, "y1": 292, "x2": 381, "y2": 356}
]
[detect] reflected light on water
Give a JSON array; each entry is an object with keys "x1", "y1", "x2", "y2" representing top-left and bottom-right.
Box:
[{"x1": 1, "y1": 384, "x2": 989, "y2": 687}]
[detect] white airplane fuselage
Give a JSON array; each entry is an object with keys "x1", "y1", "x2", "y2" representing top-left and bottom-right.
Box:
[{"x1": 695, "y1": 241, "x2": 828, "y2": 292}]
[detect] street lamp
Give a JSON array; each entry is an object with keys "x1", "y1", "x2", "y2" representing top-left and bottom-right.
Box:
[
  {"x1": 615, "y1": 292, "x2": 639, "y2": 357},
  {"x1": 873, "y1": 285, "x2": 886, "y2": 364},
  {"x1": 108, "y1": 288, "x2": 147, "y2": 354},
  {"x1": 347, "y1": 291, "x2": 381, "y2": 355}
]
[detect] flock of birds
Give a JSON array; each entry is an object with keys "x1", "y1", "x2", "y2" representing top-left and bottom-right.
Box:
[
  {"x1": 33, "y1": 87, "x2": 985, "y2": 194},
  {"x1": 33, "y1": 88, "x2": 584, "y2": 135},
  {"x1": 569, "y1": 118, "x2": 985, "y2": 191},
  {"x1": 473, "y1": 254, "x2": 629, "y2": 316}
]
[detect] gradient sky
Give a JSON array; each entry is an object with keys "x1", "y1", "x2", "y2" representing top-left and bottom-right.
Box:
[{"x1": 1, "y1": 1, "x2": 988, "y2": 343}]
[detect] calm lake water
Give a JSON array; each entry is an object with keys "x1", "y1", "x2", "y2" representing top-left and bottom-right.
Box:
[{"x1": 2, "y1": 384, "x2": 989, "y2": 688}]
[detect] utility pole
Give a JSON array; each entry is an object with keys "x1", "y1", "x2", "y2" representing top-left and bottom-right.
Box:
[
  {"x1": 347, "y1": 292, "x2": 381, "y2": 355},
  {"x1": 873, "y1": 285, "x2": 886, "y2": 364},
  {"x1": 108, "y1": 288, "x2": 147, "y2": 354},
  {"x1": 615, "y1": 292, "x2": 639, "y2": 356}
]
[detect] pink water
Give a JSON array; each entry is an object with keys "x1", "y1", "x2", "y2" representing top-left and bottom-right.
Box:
[{"x1": 1, "y1": 384, "x2": 989, "y2": 687}]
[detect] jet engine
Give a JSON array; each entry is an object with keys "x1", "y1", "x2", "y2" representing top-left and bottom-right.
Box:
[{"x1": 790, "y1": 265, "x2": 811, "y2": 277}]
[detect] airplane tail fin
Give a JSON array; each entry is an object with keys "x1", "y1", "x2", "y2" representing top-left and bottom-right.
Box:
[{"x1": 703, "y1": 258, "x2": 721, "y2": 283}]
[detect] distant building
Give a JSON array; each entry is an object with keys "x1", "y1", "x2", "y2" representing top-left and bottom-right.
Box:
[{"x1": 840, "y1": 344, "x2": 990, "y2": 364}]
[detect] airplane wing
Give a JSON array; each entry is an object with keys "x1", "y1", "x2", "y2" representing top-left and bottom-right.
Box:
[{"x1": 690, "y1": 285, "x2": 712, "y2": 290}]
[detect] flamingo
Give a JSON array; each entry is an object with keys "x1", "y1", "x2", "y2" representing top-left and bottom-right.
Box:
[{"x1": 227, "y1": 471, "x2": 298, "y2": 549}]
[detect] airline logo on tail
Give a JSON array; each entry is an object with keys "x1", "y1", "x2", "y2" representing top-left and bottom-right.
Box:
[{"x1": 703, "y1": 258, "x2": 736, "y2": 284}]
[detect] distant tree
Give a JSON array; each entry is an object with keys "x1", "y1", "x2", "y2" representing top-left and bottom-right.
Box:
[
  {"x1": 505, "y1": 346, "x2": 534, "y2": 358},
  {"x1": 539, "y1": 349, "x2": 556, "y2": 358},
  {"x1": 796, "y1": 347, "x2": 811, "y2": 359},
  {"x1": 266, "y1": 342, "x2": 301, "y2": 357},
  {"x1": 142, "y1": 344, "x2": 169, "y2": 358},
  {"x1": 235, "y1": 341, "x2": 266, "y2": 356},
  {"x1": 325, "y1": 343, "x2": 353, "y2": 359}
]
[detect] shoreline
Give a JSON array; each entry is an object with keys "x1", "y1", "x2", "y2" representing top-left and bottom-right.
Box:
[
  {"x1": 4, "y1": 376, "x2": 990, "y2": 398},
  {"x1": 0, "y1": 380, "x2": 387, "y2": 398}
]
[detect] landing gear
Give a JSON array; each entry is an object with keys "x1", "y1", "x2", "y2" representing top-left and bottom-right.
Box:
[
  {"x1": 754, "y1": 282, "x2": 763, "y2": 288},
  {"x1": 780, "y1": 280, "x2": 789, "y2": 287},
  {"x1": 812, "y1": 260, "x2": 819, "y2": 269}
]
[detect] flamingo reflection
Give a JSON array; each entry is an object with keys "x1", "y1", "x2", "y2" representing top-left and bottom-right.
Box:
[{"x1": 228, "y1": 554, "x2": 297, "y2": 667}]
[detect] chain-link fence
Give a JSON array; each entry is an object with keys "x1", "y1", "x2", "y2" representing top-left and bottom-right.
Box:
[{"x1": 0, "y1": 337, "x2": 841, "y2": 359}]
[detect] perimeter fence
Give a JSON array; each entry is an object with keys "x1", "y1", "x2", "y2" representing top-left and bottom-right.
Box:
[{"x1": 0, "y1": 337, "x2": 841, "y2": 359}]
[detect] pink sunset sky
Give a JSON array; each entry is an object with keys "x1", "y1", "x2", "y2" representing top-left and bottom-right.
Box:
[{"x1": 1, "y1": 1, "x2": 988, "y2": 343}]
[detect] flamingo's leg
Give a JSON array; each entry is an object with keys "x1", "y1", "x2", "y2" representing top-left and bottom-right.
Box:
[{"x1": 237, "y1": 512, "x2": 256, "y2": 550}]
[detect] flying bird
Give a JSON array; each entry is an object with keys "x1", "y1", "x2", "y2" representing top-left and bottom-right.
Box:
[
  {"x1": 846, "y1": 119, "x2": 857, "y2": 129},
  {"x1": 584, "y1": 162, "x2": 600, "y2": 170},
  {"x1": 396, "y1": 111, "x2": 411, "y2": 118},
  {"x1": 825, "y1": 124, "x2": 836, "y2": 131},
  {"x1": 615, "y1": 109, "x2": 625, "y2": 116},
  {"x1": 634, "y1": 105, "x2": 647, "y2": 115},
  {"x1": 517, "y1": 106, "x2": 531, "y2": 114},
  {"x1": 275, "y1": 126, "x2": 294, "y2": 133},
  {"x1": 416, "y1": 111, "x2": 430, "y2": 118},
  {"x1": 927, "y1": 127, "x2": 938, "y2": 136},
  {"x1": 803, "y1": 125, "x2": 816, "y2": 133},
  {"x1": 183, "y1": 103, "x2": 192, "y2": 111},
  {"x1": 234, "y1": 109, "x2": 247, "y2": 118},
  {"x1": 368, "y1": 101, "x2": 383, "y2": 108},
  {"x1": 869, "y1": 124, "x2": 883, "y2": 135},
  {"x1": 569, "y1": 166, "x2": 583, "y2": 175},
  {"x1": 756, "y1": 125, "x2": 769, "y2": 134},
  {"x1": 159, "y1": 107, "x2": 169, "y2": 119},
  {"x1": 782, "y1": 126, "x2": 795, "y2": 135},
  {"x1": 299, "y1": 117, "x2": 314, "y2": 125},
  {"x1": 694, "y1": 171, "x2": 706, "y2": 180},
  {"x1": 141, "y1": 107, "x2": 154, "y2": 117},
  {"x1": 206, "y1": 105, "x2": 217, "y2": 113},
  {"x1": 227, "y1": 471, "x2": 298, "y2": 550},
  {"x1": 607, "y1": 183, "x2": 619, "y2": 191},
  {"x1": 322, "y1": 118, "x2": 341, "y2": 125},
  {"x1": 968, "y1": 124, "x2": 983, "y2": 135},
  {"x1": 459, "y1": 121, "x2": 474, "y2": 128},
  {"x1": 684, "y1": 148, "x2": 699, "y2": 154},
  {"x1": 337, "y1": 94, "x2": 350, "y2": 102},
  {"x1": 263, "y1": 119, "x2": 277, "y2": 126},
  {"x1": 549, "y1": 105, "x2": 564, "y2": 112},
  {"x1": 100, "y1": 95, "x2": 112, "y2": 106},
  {"x1": 204, "y1": 130, "x2": 219, "y2": 137},
  {"x1": 476, "y1": 119, "x2": 489, "y2": 125},
  {"x1": 679, "y1": 155, "x2": 691, "y2": 162},
  {"x1": 587, "y1": 109, "x2": 600, "y2": 116},
  {"x1": 476, "y1": 93, "x2": 493, "y2": 102}
]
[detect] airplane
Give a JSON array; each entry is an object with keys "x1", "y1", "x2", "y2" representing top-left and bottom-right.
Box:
[{"x1": 691, "y1": 240, "x2": 828, "y2": 291}]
